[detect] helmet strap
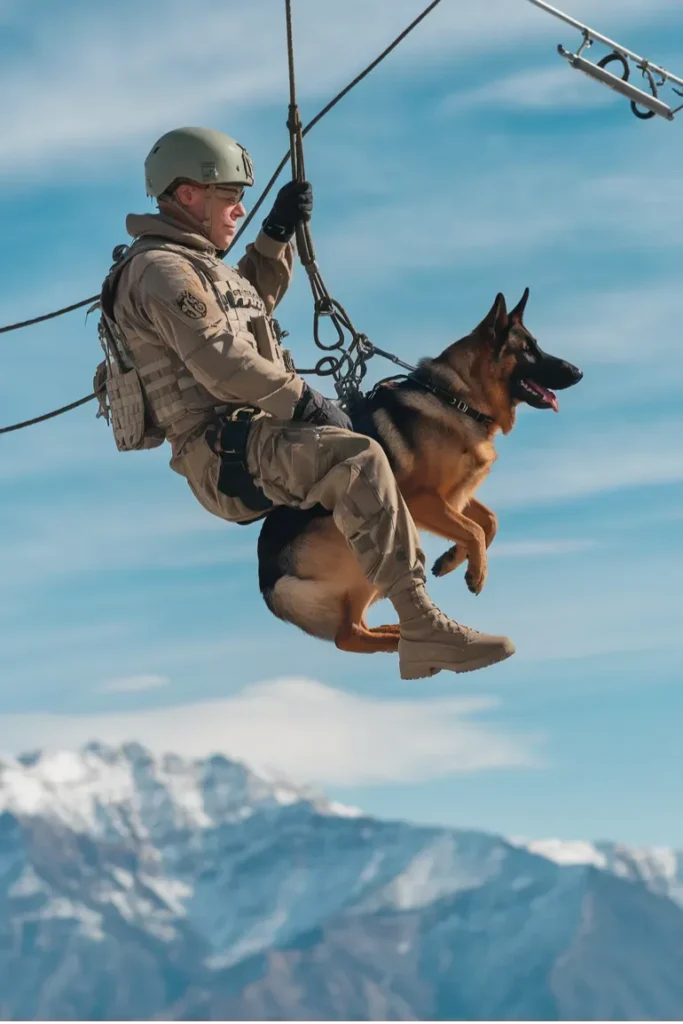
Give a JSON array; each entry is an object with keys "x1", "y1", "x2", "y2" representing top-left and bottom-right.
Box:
[
  {"x1": 201, "y1": 184, "x2": 217, "y2": 238},
  {"x1": 159, "y1": 190, "x2": 215, "y2": 245}
]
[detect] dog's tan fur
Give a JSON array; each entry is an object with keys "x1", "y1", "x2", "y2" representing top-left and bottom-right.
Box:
[{"x1": 263, "y1": 290, "x2": 568, "y2": 654}]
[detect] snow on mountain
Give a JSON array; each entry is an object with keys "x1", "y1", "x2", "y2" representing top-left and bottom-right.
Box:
[
  {"x1": 514, "y1": 836, "x2": 683, "y2": 908},
  {"x1": 516, "y1": 837, "x2": 609, "y2": 867},
  {"x1": 0, "y1": 742, "x2": 681, "y2": 1020},
  {"x1": 0, "y1": 742, "x2": 359, "y2": 840}
]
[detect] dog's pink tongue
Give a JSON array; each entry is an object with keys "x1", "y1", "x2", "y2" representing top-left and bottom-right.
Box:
[
  {"x1": 529, "y1": 380, "x2": 559, "y2": 412},
  {"x1": 538, "y1": 386, "x2": 559, "y2": 412}
]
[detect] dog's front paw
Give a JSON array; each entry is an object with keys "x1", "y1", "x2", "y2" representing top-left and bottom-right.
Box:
[
  {"x1": 465, "y1": 563, "x2": 487, "y2": 595},
  {"x1": 432, "y1": 545, "x2": 463, "y2": 578}
]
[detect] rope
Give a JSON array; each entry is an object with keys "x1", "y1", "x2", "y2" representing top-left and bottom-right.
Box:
[
  {"x1": 282, "y1": 0, "x2": 379, "y2": 405},
  {"x1": 0, "y1": 295, "x2": 99, "y2": 335},
  {"x1": 0, "y1": 0, "x2": 443, "y2": 433},
  {"x1": 0, "y1": 390, "x2": 101, "y2": 435},
  {"x1": 228, "y1": 0, "x2": 443, "y2": 254}
]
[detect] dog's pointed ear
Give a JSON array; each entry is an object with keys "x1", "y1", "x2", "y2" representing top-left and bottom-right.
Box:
[
  {"x1": 476, "y1": 292, "x2": 509, "y2": 344},
  {"x1": 509, "y1": 286, "x2": 530, "y2": 323}
]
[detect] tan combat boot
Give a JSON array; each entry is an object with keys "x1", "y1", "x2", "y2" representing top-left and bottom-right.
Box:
[{"x1": 388, "y1": 580, "x2": 515, "y2": 679}]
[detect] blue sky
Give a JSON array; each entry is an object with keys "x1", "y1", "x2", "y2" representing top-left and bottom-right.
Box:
[{"x1": 1, "y1": 0, "x2": 682, "y2": 849}]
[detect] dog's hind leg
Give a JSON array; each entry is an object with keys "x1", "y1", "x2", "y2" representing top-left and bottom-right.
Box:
[
  {"x1": 369, "y1": 623, "x2": 400, "y2": 637},
  {"x1": 335, "y1": 622, "x2": 400, "y2": 654},
  {"x1": 334, "y1": 591, "x2": 400, "y2": 655}
]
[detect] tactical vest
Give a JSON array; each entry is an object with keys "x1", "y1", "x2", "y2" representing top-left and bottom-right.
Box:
[{"x1": 94, "y1": 238, "x2": 295, "y2": 453}]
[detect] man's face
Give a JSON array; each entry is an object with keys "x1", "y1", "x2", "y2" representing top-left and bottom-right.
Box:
[
  {"x1": 175, "y1": 182, "x2": 247, "y2": 248},
  {"x1": 205, "y1": 185, "x2": 247, "y2": 249}
]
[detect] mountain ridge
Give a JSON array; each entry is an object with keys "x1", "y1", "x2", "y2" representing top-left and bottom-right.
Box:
[{"x1": 0, "y1": 741, "x2": 680, "y2": 1020}]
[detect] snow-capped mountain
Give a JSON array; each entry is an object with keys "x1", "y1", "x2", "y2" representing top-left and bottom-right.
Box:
[
  {"x1": 515, "y1": 835, "x2": 683, "y2": 908},
  {"x1": 0, "y1": 741, "x2": 360, "y2": 837},
  {"x1": 0, "y1": 743, "x2": 681, "y2": 1020}
]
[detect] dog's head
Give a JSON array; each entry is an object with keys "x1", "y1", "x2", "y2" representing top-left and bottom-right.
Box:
[{"x1": 472, "y1": 288, "x2": 582, "y2": 425}]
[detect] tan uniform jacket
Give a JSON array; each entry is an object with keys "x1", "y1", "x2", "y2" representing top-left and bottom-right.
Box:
[
  {"x1": 114, "y1": 210, "x2": 305, "y2": 450},
  {"x1": 110, "y1": 209, "x2": 307, "y2": 521}
]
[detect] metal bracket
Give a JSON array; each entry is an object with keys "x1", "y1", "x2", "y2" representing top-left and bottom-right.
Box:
[
  {"x1": 557, "y1": 46, "x2": 675, "y2": 120},
  {"x1": 526, "y1": 0, "x2": 683, "y2": 122}
]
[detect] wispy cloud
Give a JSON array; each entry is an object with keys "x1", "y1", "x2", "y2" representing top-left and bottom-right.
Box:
[
  {"x1": 320, "y1": 158, "x2": 683, "y2": 292},
  {"x1": 0, "y1": 415, "x2": 121, "y2": 484},
  {"x1": 536, "y1": 281, "x2": 683, "y2": 367},
  {"x1": 0, "y1": 487, "x2": 251, "y2": 598},
  {"x1": 0, "y1": 678, "x2": 539, "y2": 786},
  {"x1": 441, "y1": 64, "x2": 617, "y2": 115},
  {"x1": 98, "y1": 674, "x2": 169, "y2": 695},
  {"x1": 483, "y1": 414, "x2": 683, "y2": 510},
  {"x1": 0, "y1": 0, "x2": 678, "y2": 182},
  {"x1": 491, "y1": 539, "x2": 597, "y2": 559}
]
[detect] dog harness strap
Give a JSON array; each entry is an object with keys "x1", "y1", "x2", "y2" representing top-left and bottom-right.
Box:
[
  {"x1": 408, "y1": 372, "x2": 495, "y2": 426},
  {"x1": 356, "y1": 345, "x2": 495, "y2": 427}
]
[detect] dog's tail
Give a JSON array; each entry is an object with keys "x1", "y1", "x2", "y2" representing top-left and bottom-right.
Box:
[
  {"x1": 257, "y1": 505, "x2": 344, "y2": 641},
  {"x1": 264, "y1": 576, "x2": 343, "y2": 641}
]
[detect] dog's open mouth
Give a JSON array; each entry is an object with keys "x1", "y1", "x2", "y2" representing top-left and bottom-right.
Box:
[{"x1": 513, "y1": 377, "x2": 559, "y2": 412}]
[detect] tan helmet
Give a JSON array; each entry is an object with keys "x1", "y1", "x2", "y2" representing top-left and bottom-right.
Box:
[{"x1": 144, "y1": 126, "x2": 255, "y2": 198}]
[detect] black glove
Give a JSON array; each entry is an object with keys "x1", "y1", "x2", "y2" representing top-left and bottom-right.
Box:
[
  {"x1": 293, "y1": 382, "x2": 352, "y2": 431},
  {"x1": 262, "y1": 181, "x2": 313, "y2": 243}
]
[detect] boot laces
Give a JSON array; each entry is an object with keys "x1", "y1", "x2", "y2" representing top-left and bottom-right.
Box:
[
  {"x1": 413, "y1": 589, "x2": 481, "y2": 640},
  {"x1": 427, "y1": 606, "x2": 480, "y2": 639}
]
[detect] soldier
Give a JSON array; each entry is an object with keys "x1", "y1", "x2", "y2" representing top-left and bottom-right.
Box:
[{"x1": 100, "y1": 125, "x2": 515, "y2": 679}]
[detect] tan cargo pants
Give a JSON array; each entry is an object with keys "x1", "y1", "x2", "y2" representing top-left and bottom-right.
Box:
[{"x1": 175, "y1": 417, "x2": 426, "y2": 594}]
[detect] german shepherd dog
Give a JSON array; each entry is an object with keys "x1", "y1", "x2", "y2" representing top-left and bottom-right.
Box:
[{"x1": 257, "y1": 289, "x2": 583, "y2": 655}]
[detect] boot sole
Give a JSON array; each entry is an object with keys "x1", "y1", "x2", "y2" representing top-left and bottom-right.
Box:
[{"x1": 399, "y1": 643, "x2": 515, "y2": 680}]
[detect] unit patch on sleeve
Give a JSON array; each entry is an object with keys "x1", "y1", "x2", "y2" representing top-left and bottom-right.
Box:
[{"x1": 176, "y1": 291, "x2": 207, "y2": 320}]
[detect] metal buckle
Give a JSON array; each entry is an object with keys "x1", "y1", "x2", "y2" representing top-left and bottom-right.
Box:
[
  {"x1": 228, "y1": 406, "x2": 255, "y2": 422},
  {"x1": 455, "y1": 399, "x2": 469, "y2": 413},
  {"x1": 208, "y1": 407, "x2": 255, "y2": 457}
]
